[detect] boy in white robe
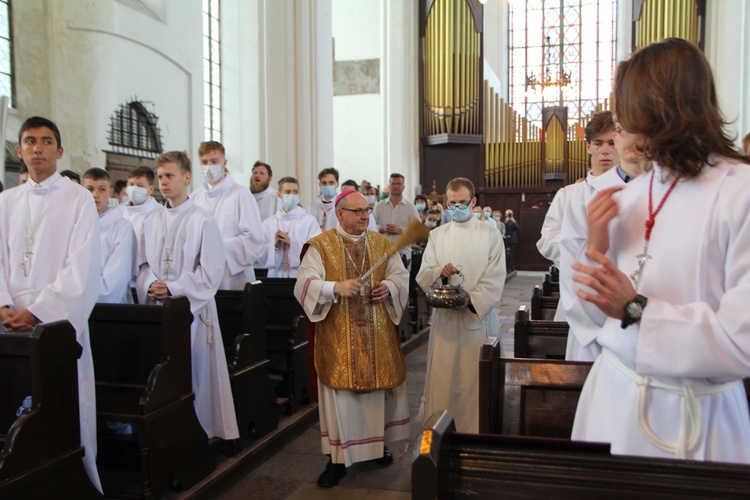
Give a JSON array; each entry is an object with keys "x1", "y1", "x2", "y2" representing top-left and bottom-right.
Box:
[
  {"x1": 0, "y1": 116, "x2": 102, "y2": 491},
  {"x1": 560, "y1": 113, "x2": 650, "y2": 361},
  {"x1": 120, "y1": 166, "x2": 161, "y2": 246},
  {"x1": 307, "y1": 167, "x2": 339, "y2": 231},
  {"x1": 192, "y1": 141, "x2": 265, "y2": 290},
  {"x1": 82, "y1": 167, "x2": 136, "y2": 304},
  {"x1": 258, "y1": 176, "x2": 321, "y2": 277},
  {"x1": 136, "y1": 151, "x2": 239, "y2": 440},
  {"x1": 250, "y1": 160, "x2": 280, "y2": 221},
  {"x1": 570, "y1": 38, "x2": 750, "y2": 463},
  {"x1": 416, "y1": 177, "x2": 506, "y2": 433}
]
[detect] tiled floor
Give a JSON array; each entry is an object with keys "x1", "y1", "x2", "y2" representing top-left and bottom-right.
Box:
[{"x1": 209, "y1": 272, "x2": 543, "y2": 498}]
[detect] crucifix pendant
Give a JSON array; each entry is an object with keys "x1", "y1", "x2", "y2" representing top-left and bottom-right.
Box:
[
  {"x1": 164, "y1": 255, "x2": 173, "y2": 274},
  {"x1": 630, "y1": 244, "x2": 651, "y2": 290},
  {"x1": 360, "y1": 284, "x2": 365, "y2": 296},
  {"x1": 21, "y1": 251, "x2": 32, "y2": 277}
]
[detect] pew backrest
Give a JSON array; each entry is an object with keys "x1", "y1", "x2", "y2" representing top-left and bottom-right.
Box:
[
  {"x1": 514, "y1": 305, "x2": 569, "y2": 359},
  {"x1": 530, "y1": 285, "x2": 559, "y2": 320}
]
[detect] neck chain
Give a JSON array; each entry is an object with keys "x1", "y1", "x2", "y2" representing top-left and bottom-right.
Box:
[
  {"x1": 22, "y1": 177, "x2": 60, "y2": 277},
  {"x1": 161, "y1": 204, "x2": 190, "y2": 280},
  {"x1": 630, "y1": 170, "x2": 680, "y2": 290},
  {"x1": 343, "y1": 233, "x2": 367, "y2": 296}
]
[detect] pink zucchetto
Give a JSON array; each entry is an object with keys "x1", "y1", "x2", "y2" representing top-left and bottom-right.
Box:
[{"x1": 335, "y1": 189, "x2": 358, "y2": 206}]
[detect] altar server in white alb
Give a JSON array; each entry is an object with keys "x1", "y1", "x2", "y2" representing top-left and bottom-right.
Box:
[
  {"x1": 537, "y1": 111, "x2": 619, "y2": 324},
  {"x1": 417, "y1": 177, "x2": 506, "y2": 433},
  {"x1": 0, "y1": 117, "x2": 102, "y2": 491},
  {"x1": 250, "y1": 160, "x2": 280, "y2": 221},
  {"x1": 307, "y1": 167, "x2": 340, "y2": 231},
  {"x1": 192, "y1": 141, "x2": 265, "y2": 290},
  {"x1": 136, "y1": 151, "x2": 239, "y2": 440},
  {"x1": 82, "y1": 168, "x2": 136, "y2": 304},
  {"x1": 295, "y1": 190, "x2": 411, "y2": 488},
  {"x1": 120, "y1": 166, "x2": 161, "y2": 248},
  {"x1": 570, "y1": 38, "x2": 750, "y2": 463},
  {"x1": 560, "y1": 111, "x2": 651, "y2": 361},
  {"x1": 257, "y1": 176, "x2": 321, "y2": 278}
]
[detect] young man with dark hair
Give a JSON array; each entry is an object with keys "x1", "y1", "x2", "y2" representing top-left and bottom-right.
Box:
[
  {"x1": 60, "y1": 169, "x2": 81, "y2": 184},
  {"x1": 536, "y1": 110, "x2": 620, "y2": 329},
  {"x1": 120, "y1": 166, "x2": 160, "y2": 251},
  {"x1": 0, "y1": 116, "x2": 102, "y2": 491},
  {"x1": 308, "y1": 167, "x2": 340, "y2": 231},
  {"x1": 416, "y1": 177, "x2": 506, "y2": 433},
  {"x1": 250, "y1": 160, "x2": 279, "y2": 221},
  {"x1": 136, "y1": 150, "x2": 239, "y2": 441},
  {"x1": 113, "y1": 179, "x2": 128, "y2": 203},
  {"x1": 192, "y1": 141, "x2": 265, "y2": 289},
  {"x1": 18, "y1": 162, "x2": 28, "y2": 184},
  {"x1": 258, "y1": 176, "x2": 321, "y2": 277},
  {"x1": 82, "y1": 167, "x2": 135, "y2": 304}
]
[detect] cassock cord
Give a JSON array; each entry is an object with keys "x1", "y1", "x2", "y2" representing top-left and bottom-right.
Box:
[
  {"x1": 602, "y1": 348, "x2": 738, "y2": 459},
  {"x1": 200, "y1": 310, "x2": 214, "y2": 344}
]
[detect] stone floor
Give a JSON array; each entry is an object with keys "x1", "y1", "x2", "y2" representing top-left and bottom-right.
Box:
[{"x1": 207, "y1": 271, "x2": 544, "y2": 499}]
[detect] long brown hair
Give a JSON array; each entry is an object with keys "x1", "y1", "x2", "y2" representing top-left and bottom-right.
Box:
[{"x1": 614, "y1": 38, "x2": 748, "y2": 177}]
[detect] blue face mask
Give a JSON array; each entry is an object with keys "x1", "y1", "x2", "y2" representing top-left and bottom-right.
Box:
[
  {"x1": 446, "y1": 204, "x2": 472, "y2": 222},
  {"x1": 321, "y1": 186, "x2": 336, "y2": 198},
  {"x1": 416, "y1": 202, "x2": 426, "y2": 211},
  {"x1": 282, "y1": 194, "x2": 299, "y2": 210},
  {"x1": 473, "y1": 212, "x2": 482, "y2": 219}
]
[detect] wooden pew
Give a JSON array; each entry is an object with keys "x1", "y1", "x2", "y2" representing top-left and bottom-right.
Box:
[
  {"x1": 215, "y1": 286, "x2": 280, "y2": 443},
  {"x1": 542, "y1": 270, "x2": 559, "y2": 296},
  {"x1": 514, "y1": 305, "x2": 569, "y2": 359},
  {"x1": 249, "y1": 279, "x2": 311, "y2": 415},
  {"x1": 0, "y1": 321, "x2": 101, "y2": 499},
  {"x1": 480, "y1": 337, "x2": 591, "y2": 436},
  {"x1": 413, "y1": 410, "x2": 750, "y2": 500},
  {"x1": 89, "y1": 297, "x2": 215, "y2": 499},
  {"x1": 530, "y1": 285, "x2": 559, "y2": 320}
]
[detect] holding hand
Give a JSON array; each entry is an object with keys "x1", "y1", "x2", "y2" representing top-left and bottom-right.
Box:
[
  {"x1": 2, "y1": 308, "x2": 39, "y2": 331},
  {"x1": 572, "y1": 248, "x2": 636, "y2": 319},
  {"x1": 441, "y1": 263, "x2": 460, "y2": 277},
  {"x1": 371, "y1": 282, "x2": 390, "y2": 303},
  {"x1": 275, "y1": 230, "x2": 291, "y2": 246},
  {"x1": 148, "y1": 280, "x2": 170, "y2": 301},
  {"x1": 334, "y1": 277, "x2": 362, "y2": 298}
]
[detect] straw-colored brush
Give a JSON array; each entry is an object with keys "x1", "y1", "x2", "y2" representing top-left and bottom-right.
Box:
[{"x1": 361, "y1": 219, "x2": 430, "y2": 280}]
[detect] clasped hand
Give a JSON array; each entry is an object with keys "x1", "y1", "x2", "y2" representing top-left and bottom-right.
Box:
[
  {"x1": 275, "y1": 230, "x2": 291, "y2": 246},
  {"x1": 148, "y1": 280, "x2": 170, "y2": 301},
  {"x1": 0, "y1": 307, "x2": 39, "y2": 331},
  {"x1": 572, "y1": 249, "x2": 636, "y2": 319}
]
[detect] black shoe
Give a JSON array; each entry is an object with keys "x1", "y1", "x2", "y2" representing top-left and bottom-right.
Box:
[
  {"x1": 317, "y1": 460, "x2": 346, "y2": 488},
  {"x1": 374, "y1": 446, "x2": 394, "y2": 465}
]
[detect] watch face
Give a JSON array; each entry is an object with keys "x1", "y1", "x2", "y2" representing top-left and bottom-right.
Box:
[{"x1": 626, "y1": 301, "x2": 643, "y2": 318}]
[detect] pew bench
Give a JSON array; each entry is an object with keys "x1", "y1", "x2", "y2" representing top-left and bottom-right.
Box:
[
  {"x1": 0, "y1": 322, "x2": 101, "y2": 499},
  {"x1": 480, "y1": 337, "x2": 591, "y2": 436},
  {"x1": 89, "y1": 297, "x2": 215, "y2": 499},
  {"x1": 530, "y1": 285, "x2": 559, "y2": 320},
  {"x1": 542, "y1": 270, "x2": 559, "y2": 296},
  {"x1": 250, "y1": 279, "x2": 312, "y2": 415},
  {"x1": 513, "y1": 305, "x2": 569, "y2": 359},
  {"x1": 215, "y1": 287, "x2": 280, "y2": 443},
  {"x1": 413, "y1": 410, "x2": 750, "y2": 499}
]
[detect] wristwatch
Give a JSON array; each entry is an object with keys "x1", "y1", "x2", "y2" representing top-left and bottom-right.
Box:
[{"x1": 621, "y1": 294, "x2": 648, "y2": 329}]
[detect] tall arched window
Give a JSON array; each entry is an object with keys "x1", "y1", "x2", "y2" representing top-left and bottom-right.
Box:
[
  {"x1": 203, "y1": 0, "x2": 221, "y2": 141},
  {"x1": 509, "y1": 0, "x2": 616, "y2": 130},
  {"x1": 0, "y1": 0, "x2": 14, "y2": 107}
]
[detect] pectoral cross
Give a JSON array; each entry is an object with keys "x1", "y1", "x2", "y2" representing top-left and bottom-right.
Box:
[
  {"x1": 630, "y1": 245, "x2": 651, "y2": 290},
  {"x1": 164, "y1": 255, "x2": 173, "y2": 272},
  {"x1": 21, "y1": 251, "x2": 32, "y2": 277}
]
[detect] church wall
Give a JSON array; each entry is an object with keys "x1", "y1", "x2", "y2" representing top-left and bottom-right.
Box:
[
  {"x1": 11, "y1": 0, "x2": 203, "y2": 176},
  {"x1": 331, "y1": 0, "x2": 419, "y2": 198},
  {"x1": 483, "y1": 0, "x2": 508, "y2": 101}
]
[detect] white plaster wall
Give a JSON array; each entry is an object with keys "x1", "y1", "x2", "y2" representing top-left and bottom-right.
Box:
[
  {"x1": 705, "y1": 0, "x2": 750, "y2": 147},
  {"x1": 331, "y1": 0, "x2": 419, "y2": 197},
  {"x1": 483, "y1": 0, "x2": 508, "y2": 100},
  {"x1": 11, "y1": 0, "x2": 203, "y2": 177},
  {"x1": 222, "y1": 0, "x2": 333, "y2": 206}
]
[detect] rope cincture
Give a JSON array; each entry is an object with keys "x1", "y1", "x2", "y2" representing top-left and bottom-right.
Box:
[{"x1": 602, "y1": 348, "x2": 738, "y2": 459}]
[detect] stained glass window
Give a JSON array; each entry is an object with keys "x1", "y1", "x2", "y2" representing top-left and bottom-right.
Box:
[
  {"x1": 203, "y1": 0, "x2": 221, "y2": 141},
  {"x1": 0, "y1": 0, "x2": 13, "y2": 107},
  {"x1": 509, "y1": 0, "x2": 616, "y2": 130}
]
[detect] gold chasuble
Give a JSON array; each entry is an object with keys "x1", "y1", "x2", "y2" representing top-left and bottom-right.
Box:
[{"x1": 307, "y1": 230, "x2": 407, "y2": 392}]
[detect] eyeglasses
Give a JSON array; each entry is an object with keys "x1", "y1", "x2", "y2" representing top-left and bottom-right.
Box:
[
  {"x1": 446, "y1": 204, "x2": 469, "y2": 211},
  {"x1": 340, "y1": 207, "x2": 373, "y2": 216}
]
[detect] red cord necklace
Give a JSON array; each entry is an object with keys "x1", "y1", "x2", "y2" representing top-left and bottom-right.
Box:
[{"x1": 631, "y1": 170, "x2": 681, "y2": 289}]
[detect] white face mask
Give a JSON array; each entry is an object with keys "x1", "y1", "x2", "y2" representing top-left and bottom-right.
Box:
[
  {"x1": 424, "y1": 220, "x2": 437, "y2": 228},
  {"x1": 202, "y1": 164, "x2": 224, "y2": 184},
  {"x1": 125, "y1": 185, "x2": 149, "y2": 205},
  {"x1": 365, "y1": 195, "x2": 377, "y2": 205}
]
